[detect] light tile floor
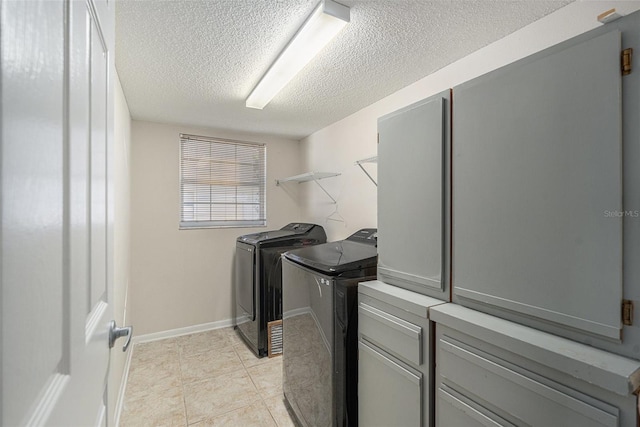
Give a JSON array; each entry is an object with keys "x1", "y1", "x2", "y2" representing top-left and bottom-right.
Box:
[{"x1": 119, "y1": 327, "x2": 297, "y2": 427}]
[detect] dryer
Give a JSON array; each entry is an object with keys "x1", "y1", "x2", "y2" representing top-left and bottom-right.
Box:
[{"x1": 235, "y1": 223, "x2": 326, "y2": 357}]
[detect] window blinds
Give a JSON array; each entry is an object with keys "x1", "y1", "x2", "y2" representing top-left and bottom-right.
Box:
[{"x1": 180, "y1": 134, "x2": 266, "y2": 228}]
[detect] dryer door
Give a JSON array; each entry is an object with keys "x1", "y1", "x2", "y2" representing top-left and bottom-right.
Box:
[{"x1": 236, "y1": 241, "x2": 256, "y2": 322}]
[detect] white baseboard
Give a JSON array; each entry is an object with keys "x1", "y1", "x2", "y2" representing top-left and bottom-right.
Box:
[
  {"x1": 283, "y1": 307, "x2": 311, "y2": 318},
  {"x1": 113, "y1": 341, "x2": 134, "y2": 427},
  {"x1": 132, "y1": 318, "x2": 234, "y2": 344}
]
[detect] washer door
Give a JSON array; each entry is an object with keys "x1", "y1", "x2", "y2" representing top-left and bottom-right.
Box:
[{"x1": 236, "y1": 241, "x2": 255, "y2": 322}]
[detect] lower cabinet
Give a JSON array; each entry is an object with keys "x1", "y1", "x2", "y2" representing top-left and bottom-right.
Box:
[
  {"x1": 431, "y1": 304, "x2": 640, "y2": 427},
  {"x1": 358, "y1": 291, "x2": 640, "y2": 426},
  {"x1": 358, "y1": 280, "x2": 445, "y2": 427},
  {"x1": 359, "y1": 341, "x2": 422, "y2": 427}
]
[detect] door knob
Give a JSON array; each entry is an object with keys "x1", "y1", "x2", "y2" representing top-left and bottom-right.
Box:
[{"x1": 109, "y1": 320, "x2": 133, "y2": 352}]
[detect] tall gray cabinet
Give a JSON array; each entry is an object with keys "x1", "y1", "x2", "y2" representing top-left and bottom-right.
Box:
[
  {"x1": 377, "y1": 90, "x2": 451, "y2": 301},
  {"x1": 452, "y1": 10, "x2": 640, "y2": 359}
]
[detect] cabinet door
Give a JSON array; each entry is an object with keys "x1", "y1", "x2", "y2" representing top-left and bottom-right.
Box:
[
  {"x1": 453, "y1": 29, "x2": 623, "y2": 339},
  {"x1": 378, "y1": 91, "x2": 449, "y2": 299},
  {"x1": 438, "y1": 336, "x2": 619, "y2": 427},
  {"x1": 359, "y1": 302, "x2": 423, "y2": 365},
  {"x1": 358, "y1": 341, "x2": 422, "y2": 427}
]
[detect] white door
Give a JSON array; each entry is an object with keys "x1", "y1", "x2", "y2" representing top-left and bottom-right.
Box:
[{"x1": 1, "y1": 0, "x2": 122, "y2": 426}]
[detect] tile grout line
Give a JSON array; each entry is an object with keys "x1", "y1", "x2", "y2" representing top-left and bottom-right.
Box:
[
  {"x1": 231, "y1": 341, "x2": 282, "y2": 426},
  {"x1": 184, "y1": 330, "x2": 260, "y2": 425},
  {"x1": 120, "y1": 340, "x2": 184, "y2": 426},
  {"x1": 246, "y1": 359, "x2": 281, "y2": 427},
  {"x1": 177, "y1": 341, "x2": 190, "y2": 427},
  {"x1": 232, "y1": 343, "x2": 261, "y2": 394},
  {"x1": 182, "y1": 333, "x2": 238, "y2": 425},
  {"x1": 259, "y1": 383, "x2": 283, "y2": 427}
]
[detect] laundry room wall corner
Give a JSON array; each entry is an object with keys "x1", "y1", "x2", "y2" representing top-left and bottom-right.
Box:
[
  {"x1": 129, "y1": 120, "x2": 301, "y2": 336},
  {"x1": 299, "y1": 114, "x2": 378, "y2": 242}
]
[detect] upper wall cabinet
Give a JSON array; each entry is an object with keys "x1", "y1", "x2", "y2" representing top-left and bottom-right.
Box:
[
  {"x1": 452, "y1": 29, "x2": 624, "y2": 343},
  {"x1": 377, "y1": 90, "x2": 451, "y2": 300}
]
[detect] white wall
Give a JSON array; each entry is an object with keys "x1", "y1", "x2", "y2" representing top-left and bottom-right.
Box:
[
  {"x1": 129, "y1": 121, "x2": 301, "y2": 335},
  {"x1": 300, "y1": 1, "x2": 640, "y2": 242},
  {"x1": 109, "y1": 72, "x2": 131, "y2": 426}
]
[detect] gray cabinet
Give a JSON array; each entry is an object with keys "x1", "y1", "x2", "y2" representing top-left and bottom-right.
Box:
[
  {"x1": 432, "y1": 304, "x2": 640, "y2": 427},
  {"x1": 359, "y1": 341, "x2": 422, "y2": 427},
  {"x1": 358, "y1": 281, "x2": 445, "y2": 427},
  {"x1": 377, "y1": 91, "x2": 450, "y2": 300},
  {"x1": 453, "y1": 25, "x2": 627, "y2": 343}
]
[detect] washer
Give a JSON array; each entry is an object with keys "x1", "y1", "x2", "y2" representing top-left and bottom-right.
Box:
[
  {"x1": 235, "y1": 223, "x2": 326, "y2": 357},
  {"x1": 282, "y1": 228, "x2": 377, "y2": 427}
]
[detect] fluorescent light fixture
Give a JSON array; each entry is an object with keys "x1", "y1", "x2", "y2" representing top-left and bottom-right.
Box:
[{"x1": 246, "y1": 0, "x2": 350, "y2": 109}]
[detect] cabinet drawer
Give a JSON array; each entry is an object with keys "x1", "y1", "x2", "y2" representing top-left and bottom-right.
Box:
[
  {"x1": 359, "y1": 341, "x2": 422, "y2": 427},
  {"x1": 358, "y1": 302, "x2": 422, "y2": 365},
  {"x1": 438, "y1": 336, "x2": 619, "y2": 427},
  {"x1": 437, "y1": 385, "x2": 515, "y2": 427}
]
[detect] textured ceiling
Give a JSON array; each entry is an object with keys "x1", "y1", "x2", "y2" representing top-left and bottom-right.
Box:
[{"x1": 115, "y1": 0, "x2": 573, "y2": 140}]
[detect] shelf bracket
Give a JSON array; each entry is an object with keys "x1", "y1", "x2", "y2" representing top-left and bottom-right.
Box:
[
  {"x1": 355, "y1": 156, "x2": 378, "y2": 186},
  {"x1": 312, "y1": 178, "x2": 337, "y2": 204},
  {"x1": 356, "y1": 163, "x2": 377, "y2": 186}
]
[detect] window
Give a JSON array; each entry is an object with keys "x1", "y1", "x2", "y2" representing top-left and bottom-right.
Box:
[{"x1": 180, "y1": 133, "x2": 266, "y2": 229}]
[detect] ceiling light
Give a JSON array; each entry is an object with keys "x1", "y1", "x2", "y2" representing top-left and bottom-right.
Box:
[{"x1": 245, "y1": 0, "x2": 350, "y2": 110}]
